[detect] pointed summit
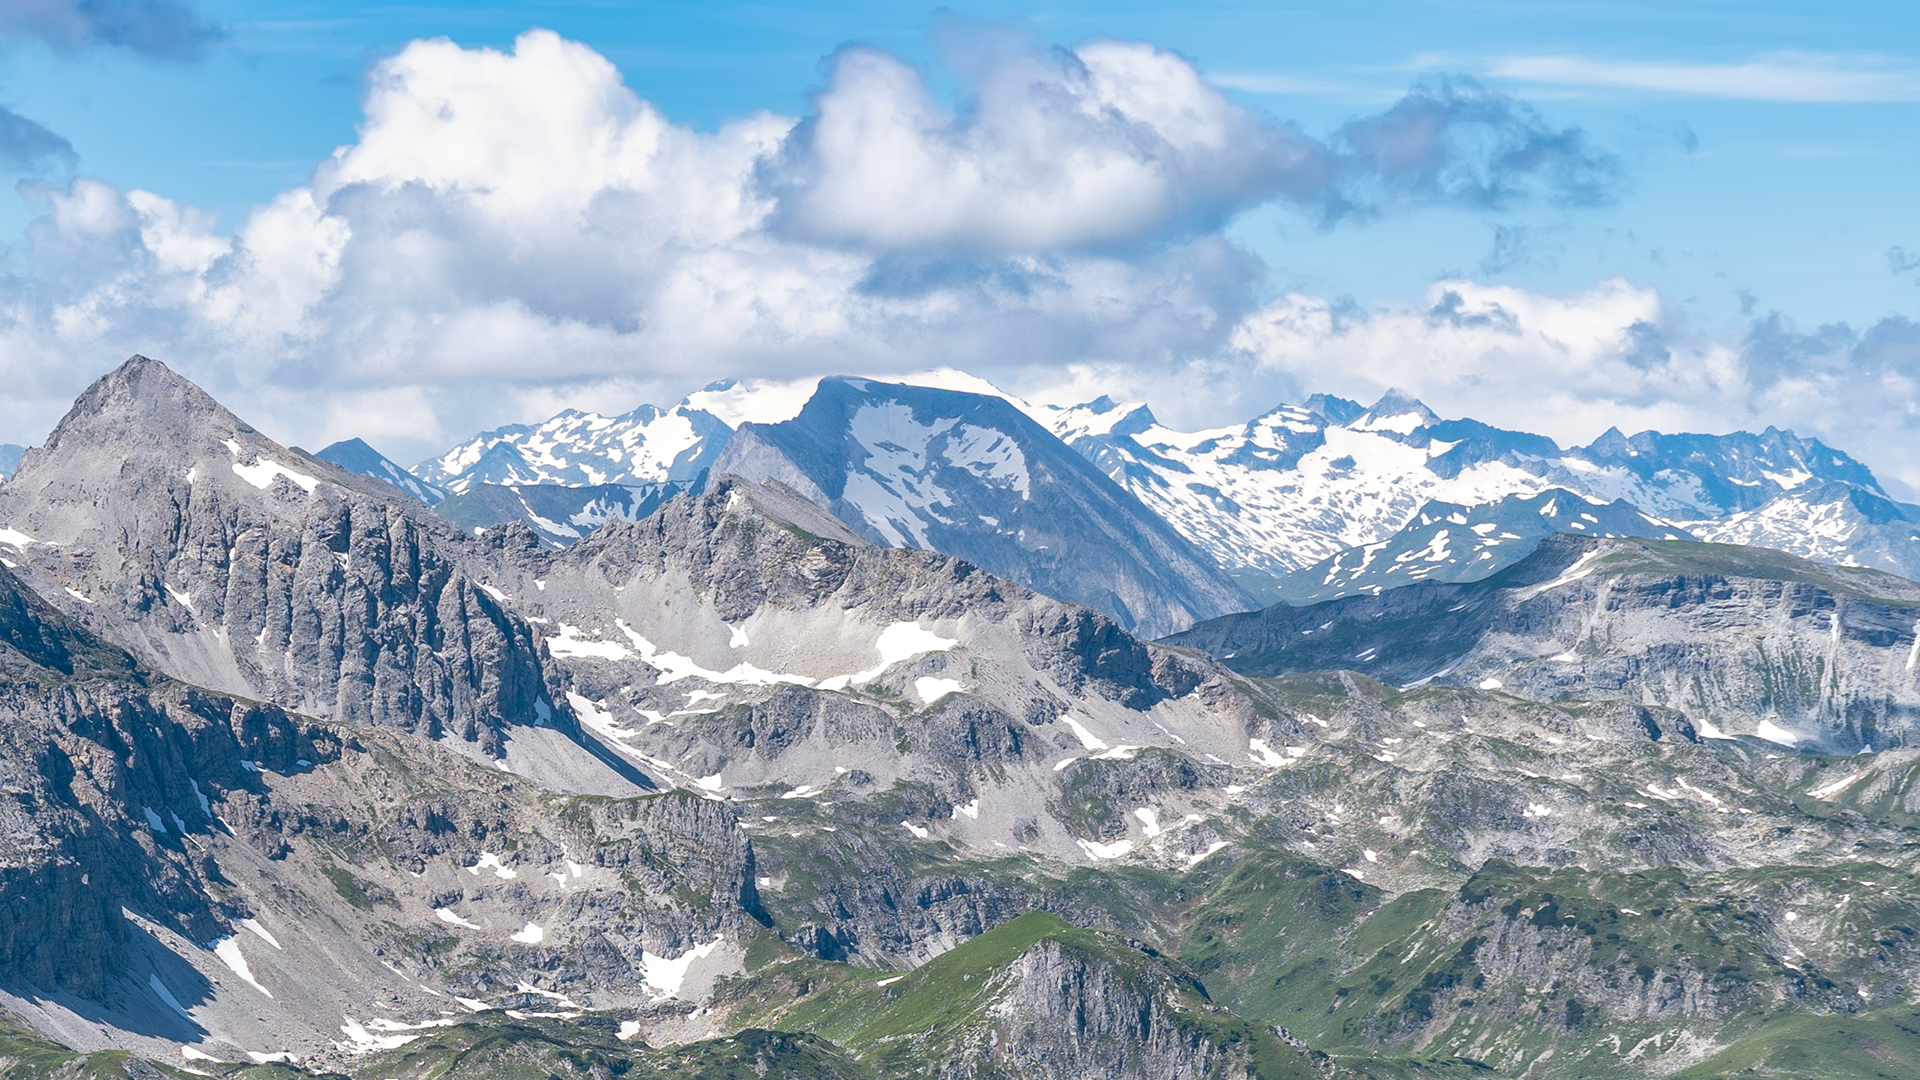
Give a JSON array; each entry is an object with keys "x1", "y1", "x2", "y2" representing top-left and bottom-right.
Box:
[
  {"x1": 1350, "y1": 389, "x2": 1440, "y2": 435},
  {"x1": 1302, "y1": 392, "x2": 1365, "y2": 425},
  {"x1": 40, "y1": 355, "x2": 255, "y2": 461},
  {"x1": 4, "y1": 354, "x2": 428, "y2": 531},
  {"x1": 316, "y1": 437, "x2": 449, "y2": 505},
  {"x1": 0, "y1": 355, "x2": 570, "y2": 756}
]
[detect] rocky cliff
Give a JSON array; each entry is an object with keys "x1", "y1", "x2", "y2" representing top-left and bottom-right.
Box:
[
  {"x1": 1169, "y1": 533, "x2": 1920, "y2": 750},
  {"x1": 0, "y1": 357, "x2": 567, "y2": 756}
]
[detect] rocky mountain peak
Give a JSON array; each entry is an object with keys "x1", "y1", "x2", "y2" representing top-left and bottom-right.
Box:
[
  {"x1": 1350, "y1": 388, "x2": 1441, "y2": 435},
  {"x1": 1303, "y1": 391, "x2": 1365, "y2": 424},
  {"x1": 37, "y1": 355, "x2": 253, "y2": 463},
  {"x1": 0, "y1": 359, "x2": 571, "y2": 756}
]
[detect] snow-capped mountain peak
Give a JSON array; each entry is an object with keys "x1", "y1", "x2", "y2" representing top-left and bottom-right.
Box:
[
  {"x1": 1032, "y1": 396, "x2": 1159, "y2": 442},
  {"x1": 403, "y1": 371, "x2": 1920, "y2": 614},
  {"x1": 1276, "y1": 486, "x2": 1691, "y2": 604},
  {"x1": 1348, "y1": 389, "x2": 1441, "y2": 437},
  {"x1": 1043, "y1": 387, "x2": 1915, "y2": 599},
  {"x1": 415, "y1": 401, "x2": 729, "y2": 494},
  {"x1": 711, "y1": 376, "x2": 1252, "y2": 637}
]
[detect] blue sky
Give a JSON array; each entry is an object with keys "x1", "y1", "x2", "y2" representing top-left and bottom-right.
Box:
[{"x1": 1, "y1": 1, "x2": 1917, "y2": 486}]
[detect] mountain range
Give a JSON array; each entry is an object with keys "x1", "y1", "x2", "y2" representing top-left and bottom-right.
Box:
[
  {"x1": 298, "y1": 371, "x2": 1920, "y2": 629},
  {"x1": 2, "y1": 357, "x2": 1919, "y2": 1079}
]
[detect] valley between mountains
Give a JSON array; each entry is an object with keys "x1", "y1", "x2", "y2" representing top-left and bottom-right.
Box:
[{"x1": 1, "y1": 357, "x2": 1918, "y2": 1079}]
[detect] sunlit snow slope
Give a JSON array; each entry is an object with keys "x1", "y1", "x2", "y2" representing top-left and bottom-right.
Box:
[{"x1": 1038, "y1": 390, "x2": 1918, "y2": 597}]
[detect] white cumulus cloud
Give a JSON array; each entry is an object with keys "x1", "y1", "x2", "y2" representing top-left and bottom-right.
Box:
[
  {"x1": 773, "y1": 39, "x2": 1329, "y2": 251},
  {"x1": 0, "y1": 23, "x2": 1904, "y2": 485}
]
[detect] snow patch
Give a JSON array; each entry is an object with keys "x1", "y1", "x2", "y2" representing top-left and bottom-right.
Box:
[
  {"x1": 510, "y1": 923, "x2": 545, "y2": 944},
  {"x1": 1808, "y1": 770, "x2": 1869, "y2": 801},
  {"x1": 1060, "y1": 716, "x2": 1109, "y2": 751},
  {"x1": 818, "y1": 622, "x2": 960, "y2": 689},
  {"x1": 640, "y1": 935, "x2": 724, "y2": 999},
  {"x1": 516, "y1": 983, "x2": 582, "y2": 1008},
  {"x1": 240, "y1": 918, "x2": 281, "y2": 949},
  {"x1": 435, "y1": 908, "x2": 482, "y2": 929},
  {"x1": 615, "y1": 620, "x2": 815, "y2": 686},
  {"x1": 915, "y1": 676, "x2": 963, "y2": 704},
  {"x1": 340, "y1": 1018, "x2": 425, "y2": 1053},
  {"x1": 1077, "y1": 838, "x2": 1133, "y2": 860},
  {"x1": 1477, "y1": 677, "x2": 1504, "y2": 690},
  {"x1": 547, "y1": 624, "x2": 633, "y2": 661},
  {"x1": 566, "y1": 692, "x2": 633, "y2": 740},
  {"x1": 213, "y1": 938, "x2": 272, "y2": 997},
  {"x1": 467, "y1": 852, "x2": 517, "y2": 879},
  {"x1": 1185, "y1": 841, "x2": 1230, "y2": 867},
  {"x1": 227, "y1": 442, "x2": 320, "y2": 493},
  {"x1": 951, "y1": 799, "x2": 980, "y2": 820},
  {"x1": 1755, "y1": 719, "x2": 1801, "y2": 746},
  {"x1": 149, "y1": 974, "x2": 192, "y2": 1018},
  {"x1": 901, "y1": 821, "x2": 930, "y2": 839},
  {"x1": 1247, "y1": 738, "x2": 1288, "y2": 767}
]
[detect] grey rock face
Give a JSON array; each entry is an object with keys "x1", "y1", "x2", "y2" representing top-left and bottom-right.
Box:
[
  {"x1": 1170, "y1": 533, "x2": 1920, "y2": 749},
  {"x1": 0, "y1": 553, "x2": 775, "y2": 1065},
  {"x1": 711, "y1": 378, "x2": 1253, "y2": 638},
  {"x1": 0, "y1": 356, "x2": 568, "y2": 755},
  {"x1": 484, "y1": 476, "x2": 1250, "y2": 795},
  {"x1": 0, "y1": 560, "x2": 337, "y2": 998},
  {"x1": 981, "y1": 938, "x2": 1262, "y2": 1080}
]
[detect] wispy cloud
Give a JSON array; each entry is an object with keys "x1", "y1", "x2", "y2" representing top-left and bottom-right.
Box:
[
  {"x1": 1488, "y1": 52, "x2": 1920, "y2": 104},
  {"x1": 1328, "y1": 77, "x2": 1620, "y2": 218},
  {"x1": 0, "y1": 106, "x2": 76, "y2": 176},
  {"x1": 1207, "y1": 73, "x2": 1388, "y2": 100},
  {"x1": 0, "y1": 0, "x2": 223, "y2": 60}
]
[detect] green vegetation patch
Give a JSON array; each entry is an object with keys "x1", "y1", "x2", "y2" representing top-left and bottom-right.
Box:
[{"x1": 1674, "y1": 1004, "x2": 1920, "y2": 1080}]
